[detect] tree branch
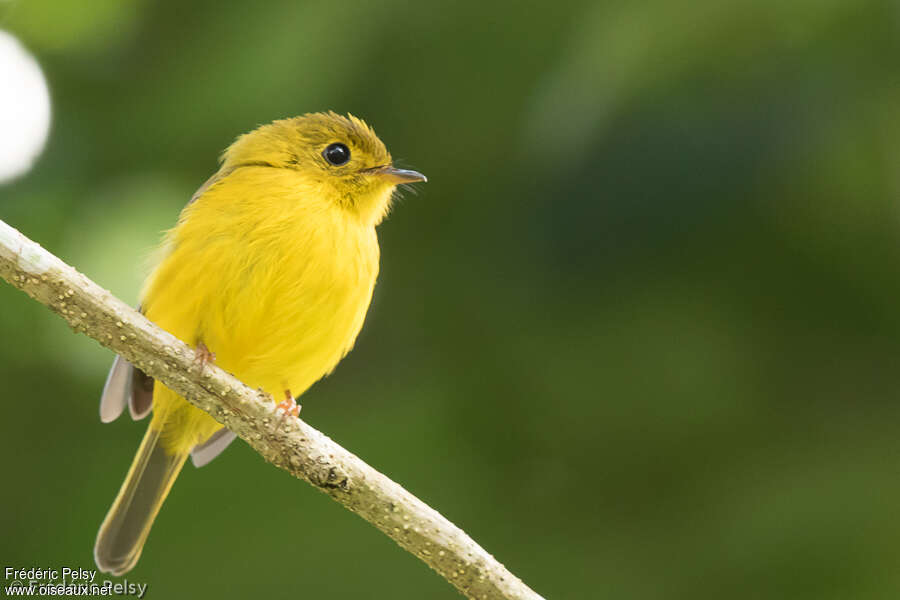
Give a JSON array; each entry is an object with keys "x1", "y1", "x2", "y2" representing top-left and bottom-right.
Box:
[{"x1": 0, "y1": 219, "x2": 545, "y2": 600}]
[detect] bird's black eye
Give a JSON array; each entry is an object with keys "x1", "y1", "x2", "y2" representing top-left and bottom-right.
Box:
[{"x1": 323, "y1": 143, "x2": 351, "y2": 166}]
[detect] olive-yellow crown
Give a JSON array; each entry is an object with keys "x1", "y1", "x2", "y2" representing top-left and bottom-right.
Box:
[
  {"x1": 223, "y1": 112, "x2": 390, "y2": 172},
  {"x1": 219, "y1": 112, "x2": 425, "y2": 223}
]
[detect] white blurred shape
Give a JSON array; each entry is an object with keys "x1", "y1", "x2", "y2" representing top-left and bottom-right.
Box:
[{"x1": 0, "y1": 30, "x2": 51, "y2": 183}]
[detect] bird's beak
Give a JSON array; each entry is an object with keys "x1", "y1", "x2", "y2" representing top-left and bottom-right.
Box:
[{"x1": 371, "y1": 166, "x2": 427, "y2": 184}]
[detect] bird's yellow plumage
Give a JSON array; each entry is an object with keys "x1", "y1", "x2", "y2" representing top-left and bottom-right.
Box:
[{"x1": 94, "y1": 112, "x2": 425, "y2": 575}]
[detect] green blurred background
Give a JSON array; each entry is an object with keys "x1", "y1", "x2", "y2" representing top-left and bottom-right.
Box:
[{"x1": 2, "y1": 0, "x2": 900, "y2": 598}]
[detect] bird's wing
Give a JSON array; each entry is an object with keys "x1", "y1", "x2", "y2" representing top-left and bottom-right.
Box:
[
  {"x1": 99, "y1": 304, "x2": 155, "y2": 423},
  {"x1": 100, "y1": 350, "x2": 235, "y2": 467},
  {"x1": 99, "y1": 354, "x2": 155, "y2": 422},
  {"x1": 129, "y1": 367, "x2": 154, "y2": 420},
  {"x1": 190, "y1": 428, "x2": 238, "y2": 468},
  {"x1": 101, "y1": 175, "x2": 237, "y2": 460},
  {"x1": 99, "y1": 354, "x2": 131, "y2": 423}
]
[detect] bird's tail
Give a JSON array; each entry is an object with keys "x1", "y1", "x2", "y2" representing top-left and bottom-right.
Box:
[{"x1": 94, "y1": 425, "x2": 189, "y2": 575}]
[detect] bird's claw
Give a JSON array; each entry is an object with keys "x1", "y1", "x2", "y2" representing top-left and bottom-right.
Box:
[
  {"x1": 194, "y1": 341, "x2": 216, "y2": 372},
  {"x1": 274, "y1": 390, "x2": 300, "y2": 431}
]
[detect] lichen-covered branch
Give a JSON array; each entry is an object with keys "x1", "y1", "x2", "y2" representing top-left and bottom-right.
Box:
[{"x1": 0, "y1": 219, "x2": 545, "y2": 600}]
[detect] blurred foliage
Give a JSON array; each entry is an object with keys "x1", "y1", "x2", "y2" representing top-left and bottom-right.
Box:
[{"x1": 2, "y1": 0, "x2": 900, "y2": 598}]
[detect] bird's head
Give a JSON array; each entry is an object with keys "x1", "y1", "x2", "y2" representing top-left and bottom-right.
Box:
[{"x1": 220, "y1": 112, "x2": 425, "y2": 224}]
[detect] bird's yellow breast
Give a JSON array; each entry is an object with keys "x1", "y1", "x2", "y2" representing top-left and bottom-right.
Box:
[{"x1": 141, "y1": 166, "x2": 381, "y2": 452}]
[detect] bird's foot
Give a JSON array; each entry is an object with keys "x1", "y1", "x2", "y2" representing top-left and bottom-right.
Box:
[
  {"x1": 274, "y1": 389, "x2": 301, "y2": 431},
  {"x1": 194, "y1": 341, "x2": 216, "y2": 372}
]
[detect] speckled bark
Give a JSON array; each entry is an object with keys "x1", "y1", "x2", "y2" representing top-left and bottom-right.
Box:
[{"x1": 0, "y1": 219, "x2": 545, "y2": 600}]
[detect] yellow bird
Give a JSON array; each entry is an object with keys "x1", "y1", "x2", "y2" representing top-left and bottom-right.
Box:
[{"x1": 94, "y1": 112, "x2": 426, "y2": 575}]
